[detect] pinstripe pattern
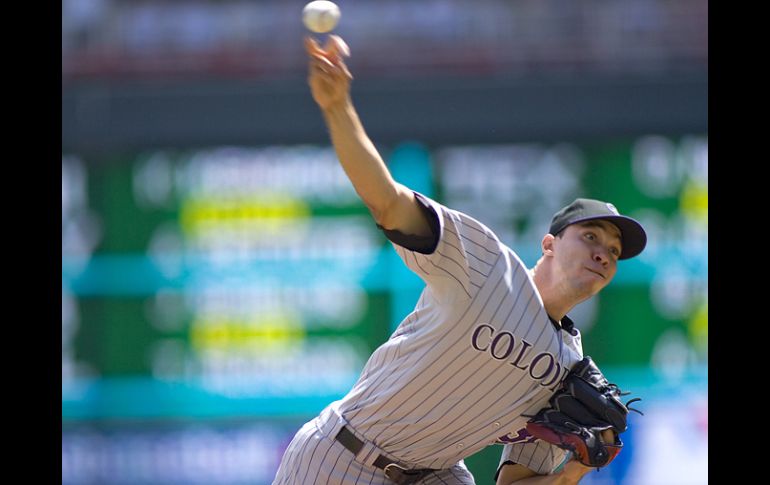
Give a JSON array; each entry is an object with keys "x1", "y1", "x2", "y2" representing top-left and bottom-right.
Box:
[
  {"x1": 274, "y1": 193, "x2": 584, "y2": 482},
  {"x1": 272, "y1": 407, "x2": 477, "y2": 484}
]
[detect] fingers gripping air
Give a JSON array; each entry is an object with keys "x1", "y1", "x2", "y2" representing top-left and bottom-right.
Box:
[{"x1": 525, "y1": 356, "x2": 642, "y2": 468}]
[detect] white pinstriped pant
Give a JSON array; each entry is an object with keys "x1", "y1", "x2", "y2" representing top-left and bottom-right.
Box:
[{"x1": 272, "y1": 405, "x2": 476, "y2": 485}]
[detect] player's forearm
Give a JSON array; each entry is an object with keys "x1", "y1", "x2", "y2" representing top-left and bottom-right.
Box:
[
  {"x1": 321, "y1": 98, "x2": 402, "y2": 226},
  {"x1": 501, "y1": 473, "x2": 586, "y2": 485},
  {"x1": 500, "y1": 463, "x2": 592, "y2": 485},
  {"x1": 498, "y1": 473, "x2": 582, "y2": 485}
]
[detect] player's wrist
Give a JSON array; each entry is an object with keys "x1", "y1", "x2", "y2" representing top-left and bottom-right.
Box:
[
  {"x1": 321, "y1": 96, "x2": 352, "y2": 115},
  {"x1": 559, "y1": 461, "x2": 594, "y2": 483},
  {"x1": 321, "y1": 96, "x2": 355, "y2": 125}
]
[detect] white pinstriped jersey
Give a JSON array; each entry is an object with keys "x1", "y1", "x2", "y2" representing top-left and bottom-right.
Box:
[{"x1": 332, "y1": 193, "x2": 584, "y2": 474}]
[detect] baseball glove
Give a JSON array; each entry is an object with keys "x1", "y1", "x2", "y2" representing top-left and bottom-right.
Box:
[{"x1": 525, "y1": 356, "x2": 643, "y2": 468}]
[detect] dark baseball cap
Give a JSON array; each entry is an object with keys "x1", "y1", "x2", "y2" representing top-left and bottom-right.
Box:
[{"x1": 549, "y1": 198, "x2": 647, "y2": 260}]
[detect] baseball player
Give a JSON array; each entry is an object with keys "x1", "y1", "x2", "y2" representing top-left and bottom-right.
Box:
[{"x1": 272, "y1": 35, "x2": 647, "y2": 485}]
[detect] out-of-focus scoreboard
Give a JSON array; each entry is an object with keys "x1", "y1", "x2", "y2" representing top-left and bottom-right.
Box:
[
  {"x1": 61, "y1": 136, "x2": 707, "y2": 484},
  {"x1": 63, "y1": 146, "x2": 393, "y2": 416}
]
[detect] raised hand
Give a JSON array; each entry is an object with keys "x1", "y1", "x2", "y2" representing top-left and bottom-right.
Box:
[{"x1": 304, "y1": 35, "x2": 352, "y2": 111}]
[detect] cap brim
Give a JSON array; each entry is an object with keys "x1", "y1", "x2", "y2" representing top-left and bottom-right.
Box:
[{"x1": 572, "y1": 215, "x2": 647, "y2": 260}]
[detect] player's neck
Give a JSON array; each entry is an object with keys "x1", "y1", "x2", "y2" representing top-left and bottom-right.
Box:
[{"x1": 530, "y1": 265, "x2": 578, "y2": 323}]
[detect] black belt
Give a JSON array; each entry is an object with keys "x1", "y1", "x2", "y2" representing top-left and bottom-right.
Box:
[{"x1": 334, "y1": 426, "x2": 437, "y2": 484}]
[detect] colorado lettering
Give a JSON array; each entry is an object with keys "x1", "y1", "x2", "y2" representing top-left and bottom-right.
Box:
[
  {"x1": 510, "y1": 339, "x2": 534, "y2": 371},
  {"x1": 470, "y1": 323, "x2": 567, "y2": 391},
  {"x1": 471, "y1": 324, "x2": 494, "y2": 351},
  {"x1": 529, "y1": 352, "x2": 554, "y2": 380}
]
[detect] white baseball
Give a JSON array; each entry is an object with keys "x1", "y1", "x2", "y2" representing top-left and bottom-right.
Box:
[{"x1": 302, "y1": 1, "x2": 341, "y2": 34}]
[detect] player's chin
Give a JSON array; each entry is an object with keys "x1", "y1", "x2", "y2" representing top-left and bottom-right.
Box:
[
  {"x1": 580, "y1": 278, "x2": 607, "y2": 298},
  {"x1": 592, "y1": 279, "x2": 610, "y2": 294},
  {"x1": 584, "y1": 270, "x2": 612, "y2": 292}
]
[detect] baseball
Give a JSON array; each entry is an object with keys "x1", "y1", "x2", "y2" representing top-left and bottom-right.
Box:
[{"x1": 302, "y1": 1, "x2": 341, "y2": 34}]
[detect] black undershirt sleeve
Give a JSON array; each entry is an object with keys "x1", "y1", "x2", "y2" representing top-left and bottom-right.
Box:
[{"x1": 376, "y1": 193, "x2": 440, "y2": 254}]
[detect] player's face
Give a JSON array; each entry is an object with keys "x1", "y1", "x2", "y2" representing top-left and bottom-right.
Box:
[{"x1": 553, "y1": 220, "x2": 622, "y2": 297}]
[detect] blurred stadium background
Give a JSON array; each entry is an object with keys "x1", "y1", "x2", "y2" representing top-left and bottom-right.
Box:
[{"x1": 61, "y1": 0, "x2": 707, "y2": 484}]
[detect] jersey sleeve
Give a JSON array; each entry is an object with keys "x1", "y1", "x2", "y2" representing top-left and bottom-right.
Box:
[
  {"x1": 383, "y1": 192, "x2": 503, "y2": 300},
  {"x1": 496, "y1": 442, "x2": 571, "y2": 478}
]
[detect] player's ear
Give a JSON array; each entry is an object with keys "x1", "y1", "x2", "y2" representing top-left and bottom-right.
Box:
[{"x1": 541, "y1": 234, "x2": 556, "y2": 256}]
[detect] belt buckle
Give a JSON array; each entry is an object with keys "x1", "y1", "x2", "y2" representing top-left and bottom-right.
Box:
[
  {"x1": 384, "y1": 463, "x2": 426, "y2": 484},
  {"x1": 383, "y1": 463, "x2": 411, "y2": 481}
]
